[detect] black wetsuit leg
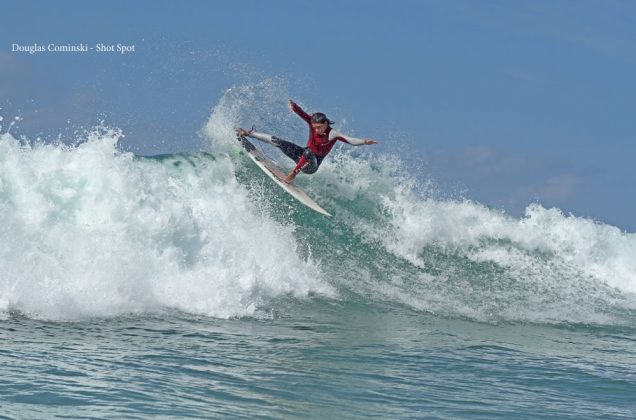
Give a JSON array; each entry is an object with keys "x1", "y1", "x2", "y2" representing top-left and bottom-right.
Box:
[
  {"x1": 271, "y1": 136, "x2": 325, "y2": 174},
  {"x1": 272, "y1": 136, "x2": 305, "y2": 162}
]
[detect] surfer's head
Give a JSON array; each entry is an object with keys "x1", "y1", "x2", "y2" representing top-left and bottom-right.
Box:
[
  {"x1": 311, "y1": 112, "x2": 333, "y2": 135},
  {"x1": 311, "y1": 112, "x2": 333, "y2": 125}
]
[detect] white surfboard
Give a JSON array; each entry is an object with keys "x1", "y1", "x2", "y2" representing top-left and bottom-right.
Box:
[{"x1": 236, "y1": 136, "x2": 332, "y2": 217}]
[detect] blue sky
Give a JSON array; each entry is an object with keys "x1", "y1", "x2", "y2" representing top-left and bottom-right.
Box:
[{"x1": 1, "y1": 0, "x2": 635, "y2": 230}]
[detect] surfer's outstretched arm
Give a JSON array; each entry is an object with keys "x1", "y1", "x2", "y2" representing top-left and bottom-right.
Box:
[
  {"x1": 329, "y1": 130, "x2": 379, "y2": 146},
  {"x1": 288, "y1": 100, "x2": 312, "y2": 124}
]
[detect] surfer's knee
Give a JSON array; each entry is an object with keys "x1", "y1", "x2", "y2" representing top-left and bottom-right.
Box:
[
  {"x1": 300, "y1": 149, "x2": 319, "y2": 174},
  {"x1": 271, "y1": 136, "x2": 283, "y2": 147}
]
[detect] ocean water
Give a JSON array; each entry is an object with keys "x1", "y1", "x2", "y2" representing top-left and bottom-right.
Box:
[{"x1": 1, "y1": 85, "x2": 635, "y2": 418}]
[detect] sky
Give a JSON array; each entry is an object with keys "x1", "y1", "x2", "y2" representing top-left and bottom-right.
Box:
[{"x1": 1, "y1": 0, "x2": 635, "y2": 230}]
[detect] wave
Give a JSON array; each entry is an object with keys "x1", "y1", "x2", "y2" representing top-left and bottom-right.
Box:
[
  {"x1": 1, "y1": 82, "x2": 634, "y2": 326},
  {"x1": 202, "y1": 81, "x2": 636, "y2": 326}
]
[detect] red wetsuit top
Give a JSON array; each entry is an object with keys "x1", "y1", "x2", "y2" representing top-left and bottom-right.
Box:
[{"x1": 291, "y1": 102, "x2": 365, "y2": 174}]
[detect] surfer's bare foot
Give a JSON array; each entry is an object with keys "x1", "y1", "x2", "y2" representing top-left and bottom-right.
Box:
[
  {"x1": 283, "y1": 173, "x2": 296, "y2": 184},
  {"x1": 235, "y1": 127, "x2": 252, "y2": 137}
]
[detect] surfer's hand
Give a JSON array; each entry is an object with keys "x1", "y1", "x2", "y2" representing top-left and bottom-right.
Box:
[
  {"x1": 288, "y1": 100, "x2": 296, "y2": 112},
  {"x1": 364, "y1": 139, "x2": 379, "y2": 145}
]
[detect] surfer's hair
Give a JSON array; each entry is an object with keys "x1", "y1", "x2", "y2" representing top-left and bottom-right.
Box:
[{"x1": 311, "y1": 112, "x2": 334, "y2": 125}]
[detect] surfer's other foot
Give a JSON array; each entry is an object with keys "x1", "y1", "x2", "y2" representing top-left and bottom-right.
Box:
[{"x1": 235, "y1": 127, "x2": 252, "y2": 137}]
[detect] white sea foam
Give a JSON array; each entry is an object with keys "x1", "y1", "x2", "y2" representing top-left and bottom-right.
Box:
[
  {"x1": 326, "y1": 149, "x2": 636, "y2": 323},
  {"x1": 202, "y1": 78, "x2": 294, "y2": 155},
  {"x1": 0, "y1": 127, "x2": 331, "y2": 320},
  {"x1": 380, "y1": 187, "x2": 636, "y2": 295}
]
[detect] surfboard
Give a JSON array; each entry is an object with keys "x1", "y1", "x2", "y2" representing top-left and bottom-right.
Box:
[{"x1": 236, "y1": 135, "x2": 332, "y2": 217}]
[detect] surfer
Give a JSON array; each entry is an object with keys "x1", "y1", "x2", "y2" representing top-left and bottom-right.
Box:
[{"x1": 236, "y1": 100, "x2": 378, "y2": 184}]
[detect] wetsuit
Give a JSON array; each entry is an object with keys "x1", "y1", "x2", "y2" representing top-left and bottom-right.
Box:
[{"x1": 247, "y1": 102, "x2": 367, "y2": 174}]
